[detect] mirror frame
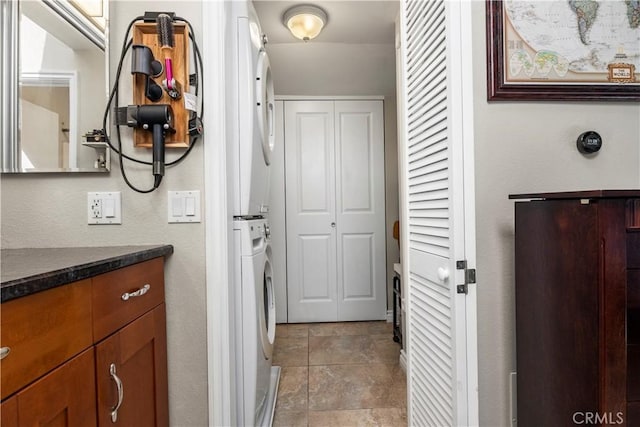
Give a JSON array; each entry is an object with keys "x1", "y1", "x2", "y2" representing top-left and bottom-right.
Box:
[{"x1": 1, "y1": 0, "x2": 109, "y2": 173}]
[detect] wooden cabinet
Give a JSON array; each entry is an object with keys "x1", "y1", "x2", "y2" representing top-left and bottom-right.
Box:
[
  {"x1": 0, "y1": 257, "x2": 168, "y2": 427},
  {"x1": 95, "y1": 305, "x2": 168, "y2": 426},
  {"x1": 17, "y1": 349, "x2": 97, "y2": 427},
  {"x1": 1, "y1": 395, "x2": 18, "y2": 427},
  {"x1": 0, "y1": 279, "x2": 93, "y2": 400},
  {"x1": 512, "y1": 190, "x2": 640, "y2": 427},
  {"x1": 92, "y1": 257, "x2": 165, "y2": 342}
]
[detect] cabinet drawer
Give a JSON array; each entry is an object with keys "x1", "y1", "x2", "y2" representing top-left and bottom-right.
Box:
[
  {"x1": 0, "y1": 279, "x2": 93, "y2": 400},
  {"x1": 92, "y1": 258, "x2": 165, "y2": 341}
]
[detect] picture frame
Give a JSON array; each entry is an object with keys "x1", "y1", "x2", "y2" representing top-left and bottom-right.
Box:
[{"x1": 485, "y1": 0, "x2": 640, "y2": 102}]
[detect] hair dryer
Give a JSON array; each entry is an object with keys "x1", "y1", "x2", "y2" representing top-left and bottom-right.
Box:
[{"x1": 116, "y1": 104, "x2": 176, "y2": 187}]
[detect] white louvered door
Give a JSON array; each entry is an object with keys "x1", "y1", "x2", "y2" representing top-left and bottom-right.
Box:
[{"x1": 399, "y1": 0, "x2": 478, "y2": 426}]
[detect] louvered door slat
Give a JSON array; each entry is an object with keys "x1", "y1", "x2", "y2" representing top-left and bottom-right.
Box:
[
  {"x1": 409, "y1": 148, "x2": 448, "y2": 172},
  {"x1": 406, "y1": 3, "x2": 444, "y2": 68},
  {"x1": 410, "y1": 270, "x2": 454, "y2": 422},
  {"x1": 407, "y1": 21, "x2": 445, "y2": 77}
]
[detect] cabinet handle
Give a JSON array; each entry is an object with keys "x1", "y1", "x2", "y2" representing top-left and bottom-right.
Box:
[
  {"x1": 109, "y1": 363, "x2": 124, "y2": 423},
  {"x1": 0, "y1": 347, "x2": 10, "y2": 360},
  {"x1": 121, "y1": 284, "x2": 150, "y2": 301}
]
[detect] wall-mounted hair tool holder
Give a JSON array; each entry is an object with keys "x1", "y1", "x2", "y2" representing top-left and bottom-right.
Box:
[{"x1": 132, "y1": 16, "x2": 190, "y2": 148}]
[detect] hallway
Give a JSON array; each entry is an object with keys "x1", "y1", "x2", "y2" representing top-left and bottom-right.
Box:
[{"x1": 272, "y1": 321, "x2": 407, "y2": 426}]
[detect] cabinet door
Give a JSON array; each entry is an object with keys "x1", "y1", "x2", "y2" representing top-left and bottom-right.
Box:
[
  {"x1": 515, "y1": 199, "x2": 601, "y2": 426},
  {"x1": 17, "y1": 348, "x2": 97, "y2": 426},
  {"x1": 95, "y1": 304, "x2": 168, "y2": 427},
  {"x1": 1, "y1": 396, "x2": 18, "y2": 427}
]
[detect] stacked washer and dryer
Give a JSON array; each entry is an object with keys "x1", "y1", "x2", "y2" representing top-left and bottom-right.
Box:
[{"x1": 227, "y1": 1, "x2": 279, "y2": 426}]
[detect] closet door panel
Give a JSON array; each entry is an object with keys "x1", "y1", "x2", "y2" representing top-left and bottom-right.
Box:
[
  {"x1": 285, "y1": 101, "x2": 338, "y2": 322},
  {"x1": 335, "y1": 100, "x2": 386, "y2": 321}
]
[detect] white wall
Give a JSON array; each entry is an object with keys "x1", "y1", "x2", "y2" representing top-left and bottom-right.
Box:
[
  {"x1": 20, "y1": 100, "x2": 61, "y2": 167},
  {"x1": 470, "y1": 2, "x2": 640, "y2": 426},
  {"x1": 267, "y1": 43, "x2": 397, "y2": 97},
  {"x1": 1, "y1": 2, "x2": 209, "y2": 425}
]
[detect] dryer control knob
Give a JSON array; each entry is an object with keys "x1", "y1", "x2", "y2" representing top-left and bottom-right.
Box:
[{"x1": 264, "y1": 224, "x2": 271, "y2": 239}]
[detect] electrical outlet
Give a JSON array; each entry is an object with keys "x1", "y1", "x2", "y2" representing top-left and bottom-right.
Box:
[
  {"x1": 89, "y1": 198, "x2": 102, "y2": 219},
  {"x1": 88, "y1": 192, "x2": 122, "y2": 224}
]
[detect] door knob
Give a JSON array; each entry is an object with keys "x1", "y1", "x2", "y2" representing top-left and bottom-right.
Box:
[
  {"x1": 331, "y1": 222, "x2": 336, "y2": 228},
  {"x1": 437, "y1": 267, "x2": 449, "y2": 282}
]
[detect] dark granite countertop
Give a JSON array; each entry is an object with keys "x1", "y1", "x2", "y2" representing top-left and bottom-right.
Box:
[{"x1": 1, "y1": 245, "x2": 173, "y2": 303}]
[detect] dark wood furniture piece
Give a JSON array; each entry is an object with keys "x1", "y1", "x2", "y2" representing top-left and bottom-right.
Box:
[
  {"x1": 0, "y1": 246, "x2": 171, "y2": 427},
  {"x1": 511, "y1": 190, "x2": 640, "y2": 427}
]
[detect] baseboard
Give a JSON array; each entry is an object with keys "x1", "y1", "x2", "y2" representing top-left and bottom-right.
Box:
[
  {"x1": 399, "y1": 349, "x2": 407, "y2": 373},
  {"x1": 386, "y1": 310, "x2": 393, "y2": 323}
]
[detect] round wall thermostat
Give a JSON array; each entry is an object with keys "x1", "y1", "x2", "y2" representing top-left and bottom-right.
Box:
[{"x1": 577, "y1": 131, "x2": 602, "y2": 154}]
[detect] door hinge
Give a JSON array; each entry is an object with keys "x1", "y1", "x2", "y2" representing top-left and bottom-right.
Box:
[{"x1": 456, "y1": 260, "x2": 476, "y2": 294}]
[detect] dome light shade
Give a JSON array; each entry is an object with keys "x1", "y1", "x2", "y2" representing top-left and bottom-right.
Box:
[{"x1": 283, "y1": 5, "x2": 328, "y2": 41}]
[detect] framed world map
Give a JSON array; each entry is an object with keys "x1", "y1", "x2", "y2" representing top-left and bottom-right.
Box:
[{"x1": 486, "y1": 0, "x2": 640, "y2": 101}]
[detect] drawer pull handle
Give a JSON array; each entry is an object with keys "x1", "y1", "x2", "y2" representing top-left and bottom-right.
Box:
[
  {"x1": 109, "y1": 363, "x2": 124, "y2": 423},
  {"x1": 0, "y1": 347, "x2": 10, "y2": 360},
  {"x1": 121, "y1": 284, "x2": 151, "y2": 301}
]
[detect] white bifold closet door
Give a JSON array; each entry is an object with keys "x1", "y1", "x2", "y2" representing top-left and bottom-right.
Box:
[
  {"x1": 284, "y1": 100, "x2": 386, "y2": 323},
  {"x1": 399, "y1": 0, "x2": 478, "y2": 426}
]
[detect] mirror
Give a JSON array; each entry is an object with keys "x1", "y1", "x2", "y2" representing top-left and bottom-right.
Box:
[{"x1": 1, "y1": 0, "x2": 109, "y2": 173}]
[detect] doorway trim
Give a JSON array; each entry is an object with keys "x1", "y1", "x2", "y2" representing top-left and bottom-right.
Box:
[{"x1": 203, "y1": 1, "x2": 234, "y2": 426}]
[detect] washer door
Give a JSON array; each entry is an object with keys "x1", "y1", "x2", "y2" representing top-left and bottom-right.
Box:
[
  {"x1": 259, "y1": 244, "x2": 276, "y2": 359},
  {"x1": 255, "y1": 49, "x2": 275, "y2": 166}
]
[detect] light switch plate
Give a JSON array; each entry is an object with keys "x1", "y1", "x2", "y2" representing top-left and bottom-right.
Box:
[
  {"x1": 88, "y1": 192, "x2": 121, "y2": 224},
  {"x1": 168, "y1": 190, "x2": 201, "y2": 223}
]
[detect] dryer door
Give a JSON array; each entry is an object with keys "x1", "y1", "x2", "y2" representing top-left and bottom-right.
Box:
[
  {"x1": 255, "y1": 49, "x2": 275, "y2": 166},
  {"x1": 259, "y1": 244, "x2": 276, "y2": 359}
]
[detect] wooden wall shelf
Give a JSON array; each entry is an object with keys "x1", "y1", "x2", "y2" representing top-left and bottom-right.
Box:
[{"x1": 132, "y1": 22, "x2": 190, "y2": 148}]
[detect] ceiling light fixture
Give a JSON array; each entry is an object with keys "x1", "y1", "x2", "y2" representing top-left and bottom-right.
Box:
[{"x1": 283, "y1": 5, "x2": 328, "y2": 42}]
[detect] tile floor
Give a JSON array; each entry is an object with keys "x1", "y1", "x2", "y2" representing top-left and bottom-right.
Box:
[{"x1": 272, "y1": 321, "x2": 407, "y2": 427}]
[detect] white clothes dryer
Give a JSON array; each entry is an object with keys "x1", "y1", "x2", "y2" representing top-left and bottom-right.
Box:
[
  {"x1": 227, "y1": 1, "x2": 275, "y2": 217},
  {"x1": 233, "y1": 218, "x2": 280, "y2": 427}
]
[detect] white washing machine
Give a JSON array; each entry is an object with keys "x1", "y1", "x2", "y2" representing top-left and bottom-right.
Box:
[
  {"x1": 234, "y1": 219, "x2": 280, "y2": 427},
  {"x1": 227, "y1": 2, "x2": 279, "y2": 425},
  {"x1": 227, "y1": 0, "x2": 275, "y2": 218}
]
